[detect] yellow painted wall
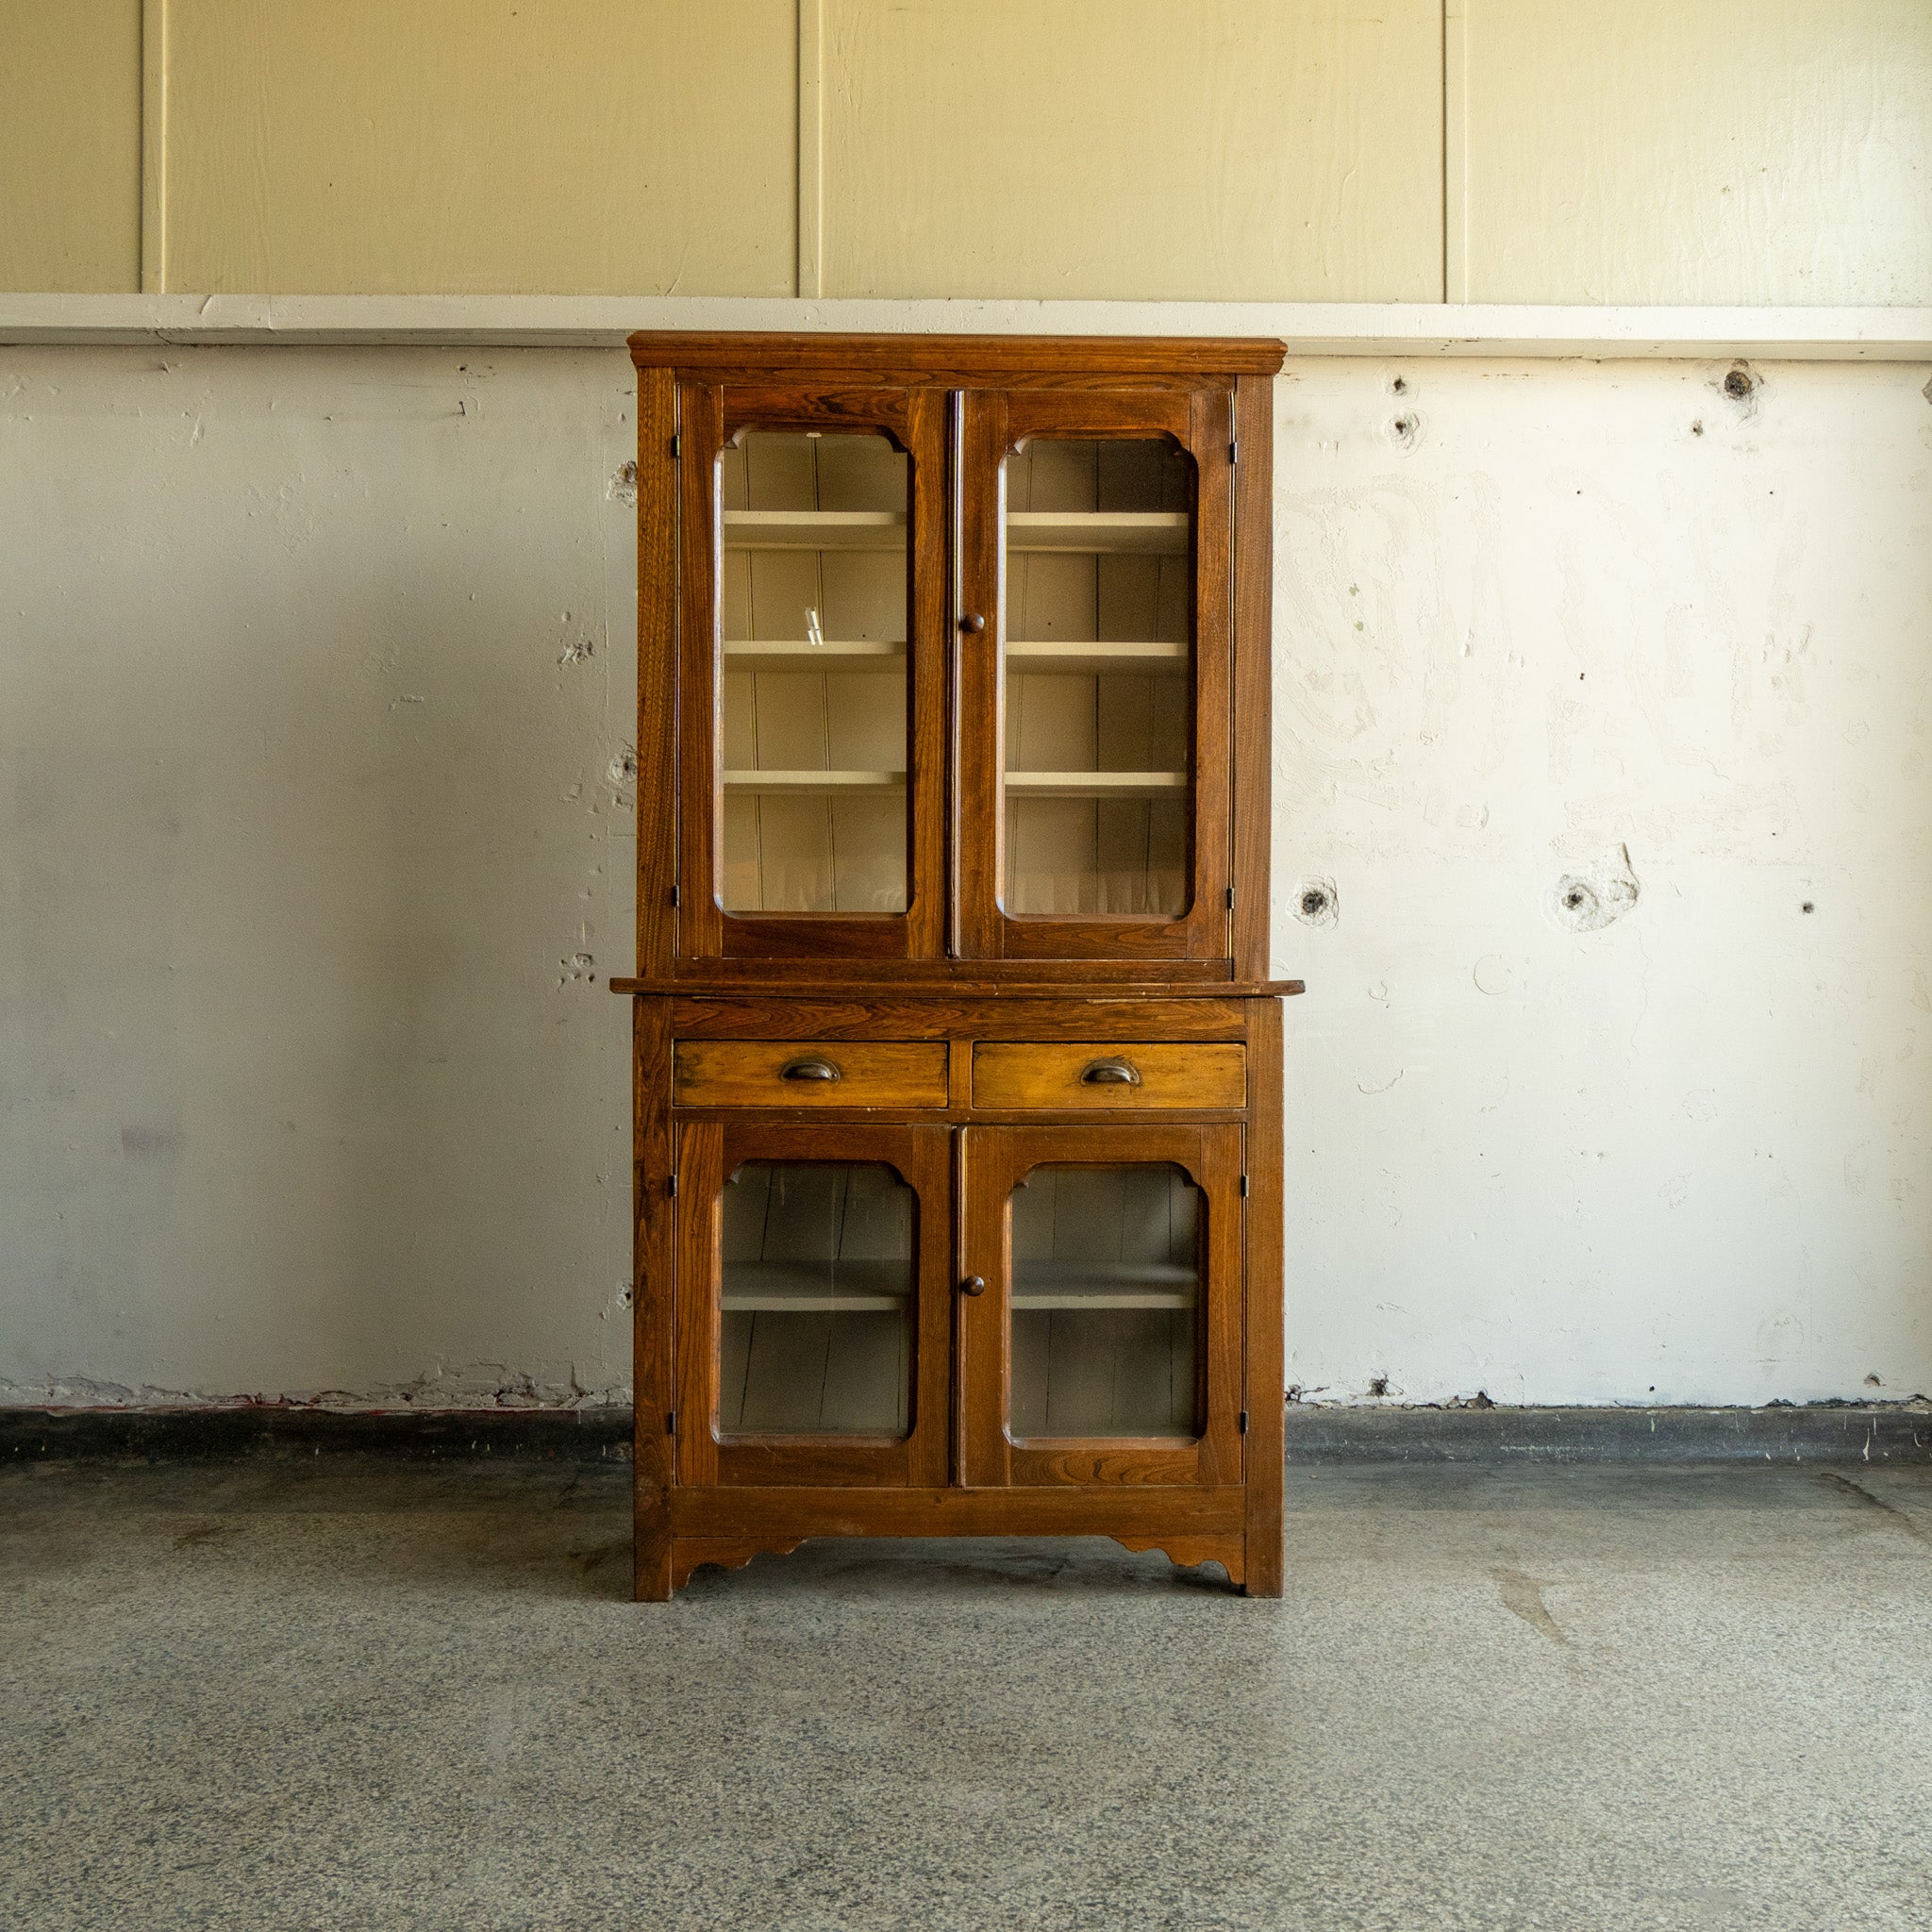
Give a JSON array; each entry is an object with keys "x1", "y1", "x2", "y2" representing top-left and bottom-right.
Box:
[
  {"x1": 1457, "y1": 0, "x2": 1932, "y2": 304},
  {"x1": 0, "y1": 0, "x2": 142, "y2": 291},
  {"x1": 817, "y1": 0, "x2": 1441, "y2": 300},
  {"x1": 161, "y1": 0, "x2": 796, "y2": 294},
  {"x1": 3, "y1": 0, "x2": 1928, "y2": 302}
]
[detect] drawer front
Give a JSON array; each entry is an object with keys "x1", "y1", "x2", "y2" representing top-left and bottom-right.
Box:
[
  {"x1": 673, "y1": 1040, "x2": 949, "y2": 1108},
  {"x1": 972, "y1": 1041, "x2": 1246, "y2": 1111}
]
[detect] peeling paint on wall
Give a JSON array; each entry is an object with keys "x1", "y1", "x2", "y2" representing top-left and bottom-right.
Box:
[{"x1": 3, "y1": 347, "x2": 1929, "y2": 1410}]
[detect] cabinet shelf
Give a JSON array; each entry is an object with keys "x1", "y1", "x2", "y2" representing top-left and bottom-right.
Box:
[
  {"x1": 724, "y1": 509, "x2": 907, "y2": 551},
  {"x1": 723, "y1": 770, "x2": 906, "y2": 793},
  {"x1": 1012, "y1": 1260, "x2": 1199, "y2": 1312},
  {"x1": 1007, "y1": 512, "x2": 1189, "y2": 556},
  {"x1": 724, "y1": 641, "x2": 906, "y2": 670},
  {"x1": 1003, "y1": 770, "x2": 1188, "y2": 797},
  {"x1": 1007, "y1": 641, "x2": 1189, "y2": 675},
  {"x1": 723, "y1": 1261, "x2": 910, "y2": 1313}
]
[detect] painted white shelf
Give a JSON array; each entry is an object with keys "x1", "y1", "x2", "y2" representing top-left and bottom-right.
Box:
[
  {"x1": 723, "y1": 1262, "x2": 911, "y2": 1313},
  {"x1": 724, "y1": 640, "x2": 906, "y2": 670},
  {"x1": 1007, "y1": 511, "x2": 1188, "y2": 555},
  {"x1": 723, "y1": 769, "x2": 905, "y2": 793},
  {"x1": 1007, "y1": 641, "x2": 1188, "y2": 675},
  {"x1": 724, "y1": 509, "x2": 906, "y2": 551},
  {"x1": 1012, "y1": 1291, "x2": 1194, "y2": 1310},
  {"x1": 1004, "y1": 770, "x2": 1188, "y2": 797},
  {"x1": 1012, "y1": 1261, "x2": 1198, "y2": 1312},
  {"x1": 723, "y1": 1293, "x2": 907, "y2": 1313}
]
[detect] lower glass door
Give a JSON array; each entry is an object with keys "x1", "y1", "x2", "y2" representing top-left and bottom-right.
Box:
[
  {"x1": 675, "y1": 1122, "x2": 950, "y2": 1487},
  {"x1": 1009, "y1": 1162, "x2": 1202, "y2": 1440},
  {"x1": 960, "y1": 1124, "x2": 1245, "y2": 1488}
]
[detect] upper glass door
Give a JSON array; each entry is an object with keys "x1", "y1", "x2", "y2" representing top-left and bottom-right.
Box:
[
  {"x1": 957, "y1": 386, "x2": 1236, "y2": 963},
  {"x1": 678, "y1": 382, "x2": 946, "y2": 964}
]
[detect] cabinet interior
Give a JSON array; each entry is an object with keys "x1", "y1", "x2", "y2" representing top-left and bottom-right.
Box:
[
  {"x1": 718, "y1": 431, "x2": 910, "y2": 917},
  {"x1": 1003, "y1": 438, "x2": 1193, "y2": 919},
  {"x1": 1009, "y1": 1162, "x2": 1202, "y2": 1439},
  {"x1": 718, "y1": 1159, "x2": 913, "y2": 1438}
]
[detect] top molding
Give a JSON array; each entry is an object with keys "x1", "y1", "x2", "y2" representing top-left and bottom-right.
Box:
[
  {"x1": 628, "y1": 331, "x2": 1287, "y2": 376},
  {"x1": 1, "y1": 296, "x2": 1928, "y2": 361}
]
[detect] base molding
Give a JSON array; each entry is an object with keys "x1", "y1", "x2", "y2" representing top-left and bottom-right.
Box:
[
  {"x1": 0, "y1": 1404, "x2": 634, "y2": 1463},
  {"x1": 6, "y1": 1401, "x2": 1926, "y2": 1466},
  {"x1": 1284, "y1": 1403, "x2": 1932, "y2": 1463}
]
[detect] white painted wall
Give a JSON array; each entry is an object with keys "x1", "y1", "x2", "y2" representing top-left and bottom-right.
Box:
[{"x1": 3, "y1": 341, "x2": 1928, "y2": 1407}]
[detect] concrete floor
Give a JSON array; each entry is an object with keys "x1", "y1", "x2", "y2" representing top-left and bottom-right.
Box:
[{"x1": 4, "y1": 1459, "x2": 1929, "y2": 1932}]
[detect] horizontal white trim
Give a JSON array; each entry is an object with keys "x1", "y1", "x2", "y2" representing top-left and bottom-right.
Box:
[{"x1": 0, "y1": 294, "x2": 1927, "y2": 359}]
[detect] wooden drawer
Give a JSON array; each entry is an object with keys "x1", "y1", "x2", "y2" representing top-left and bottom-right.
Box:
[
  {"x1": 972, "y1": 1041, "x2": 1246, "y2": 1111},
  {"x1": 673, "y1": 1040, "x2": 949, "y2": 1108}
]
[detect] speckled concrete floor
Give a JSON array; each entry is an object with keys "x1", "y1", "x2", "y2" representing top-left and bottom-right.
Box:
[{"x1": 4, "y1": 1458, "x2": 1929, "y2": 1932}]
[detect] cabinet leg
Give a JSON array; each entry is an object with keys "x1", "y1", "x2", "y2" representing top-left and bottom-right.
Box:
[
  {"x1": 634, "y1": 1493, "x2": 673, "y2": 1603},
  {"x1": 1241, "y1": 1526, "x2": 1284, "y2": 1598}
]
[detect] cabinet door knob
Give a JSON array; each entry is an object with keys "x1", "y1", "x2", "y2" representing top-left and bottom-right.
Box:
[
  {"x1": 959, "y1": 1274, "x2": 987, "y2": 1297},
  {"x1": 958, "y1": 612, "x2": 986, "y2": 634},
  {"x1": 1079, "y1": 1058, "x2": 1141, "y2": 1086},
  {"x1": 779, "y1": 1056, "x2": 841, "y2": 1082}
]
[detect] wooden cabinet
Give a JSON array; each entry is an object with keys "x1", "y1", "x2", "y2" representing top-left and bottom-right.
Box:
[{"x1": 619, "y1": 334, "x2": 1295, "y2": 1598}]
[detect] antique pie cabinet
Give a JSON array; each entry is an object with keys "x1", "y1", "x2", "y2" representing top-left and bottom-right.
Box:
[{"x1": 613, "y1": 333, "x2": 1298, "y2": 1599}]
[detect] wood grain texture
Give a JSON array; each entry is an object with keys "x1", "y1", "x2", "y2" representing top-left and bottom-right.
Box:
[
  {"x1": 633, "y1": 997, "x2": 675, "y2": 1601},
  {"x1": 971, "y1": 1041, "x2": 1245, "y2": 1111},
  {"x1": 614, "y1": 976, "x2": 1305, "y2": 996},
  {"x1": 670, "y1": 1536, "x2": 805, "y2": 1592},
  {"x1": 977, "y1": 382, "x2": 1236, "y2": 963},
  {"x1": 631, "y1": 334, "x2": 1284, "y2": 1596},
  {"x1": 673, "y1": 1040, "x2": 948, "y2": 1108},
  {"x1": 964, "y1": 1124, "x2": 1244, "y2": 1491},
  {"x1": 1111, "y1": 1534, "x2": 1244, "y2": 1587},
  {"x1": 673, "y1": 1121, "x2": 724, "y2": 1489},
  {"x1": 699, "y1": 1122, "x2": 951, "y2": 1491},
  {"x1": 1231, "y1": 374, "x2": 1274, "y2": 983},
  {"x1": 682, "y1": 377, "x2": 950, "y2": 964},
  {"x1": 637, "y1": 367, "x2": 679, "y2": 978},
  {"x1": 669, "y1": 1484, "x2": 1247, "y2": 1537},
  {"x1": 631, "y1": 335, "x2": 1288, "y2": 377},
  {"x1": 1242, "y1": 996, "x2": 1286, "y2": 1597},
  {"x1": 669, "y1": 997, "x2": 1251, "y2": 1040}
]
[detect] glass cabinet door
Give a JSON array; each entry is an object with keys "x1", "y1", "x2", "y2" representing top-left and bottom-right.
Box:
[
  {"x1": 957, "y1": 388, "x2": 1236, "y2": 963},
  {"x1": 678, "y1": 384, "x2": 947, "y2": 963},
  {"x1": 958, "y1": 1124, "x2": 1245, "y2": 1488},
  {"x1": 674, "y1": 1123, "x2": 951, "y2": 1487}
]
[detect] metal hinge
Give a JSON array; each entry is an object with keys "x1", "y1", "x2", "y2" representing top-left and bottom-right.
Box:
[
  {"x1": 666, "y1": 1409, "x2": 677, "y2": 1436},
  {"x1": 668, "y1": 1173, "x2": 678, "y2": 1198},
  {"x1": 1241, "y1": 1174, "x2": 1250, "y2": 1197},
  {"x1": 1229, "y1": 440, "x2": 1239, "y2": 464},
  {"x1": 1239, "y1": 1409, "x2": 1250, "y2": 1434},
  {"x1": 671, "y1": 433, "x2": 682, "y2": 458},
  {"x1": 670, "y1": 883, "x2": 679, "y2": 908},
  {"x1": 1225, "y1": 886, "x2": 1235, "y2": 910}
]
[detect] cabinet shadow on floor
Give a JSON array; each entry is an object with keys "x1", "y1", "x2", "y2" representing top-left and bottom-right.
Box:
[{"x1": 0, "y1": 1461, "x2": 1249, "y2": 1606}]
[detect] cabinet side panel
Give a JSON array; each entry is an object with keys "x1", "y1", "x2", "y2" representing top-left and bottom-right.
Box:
[
  {"x1": 1232, "y1": 374, "x2": 1274, "y2": 983},
  {"x1": 634, "y1": 997, "x2": 675, "y2": 1600},
  {"x1": 637, "y1": 367, "x2": 680, "y2": 978},
  {"x1": 1243, "y1": 997, "x2": 1285, "y2": 1597}
]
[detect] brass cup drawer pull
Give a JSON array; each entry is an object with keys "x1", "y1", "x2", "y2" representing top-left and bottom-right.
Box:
[
  {"x1": 1079, "y1": 1058, "x2": 1141, "y2": 1087},
  {"x1": 779, "y1": 1056, "x2": 841, "y2": 1083}
]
